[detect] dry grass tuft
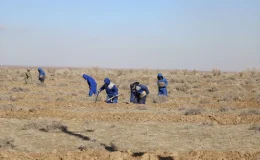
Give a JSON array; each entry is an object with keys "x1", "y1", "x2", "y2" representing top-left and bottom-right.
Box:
[
  {"x1": 78, "y1": 145, "x2": 88, "y2": 151},
  {"x1": 219, "y1": 106, "x2": 233, "y2": 112},
  {"x1": 240, "y1": 109, "x2": 260, "y2": 116},
  {"x1": 0, "y1": 137, "x2": 15, "y2": 149},
  {"x1": 152, "y1": 95, "x2": 168, "y2": 103},
  {"x1": 212, "y1": 69, "x2": 221, "y2": 76},
  {"x1": 200, "y1": 121, "x2": 214, "y2": 126},
  {"x1": 56, "y1": 97, "x2": 65, "y2": 102},
  {"x1": 184, "y1": 108, "x2": 203, "y2": 115},
  {"x1": 199, "y1": 97, "x2": 211, "y2": 104},
  {"x1": 0, "y1": 104, "x2": 21, "y2": 111},
  {"x1": 9, "y1": 95, "x2": 17, "y2": 102},
  {"x1": 175, "y1": 83, "x2": 191, "y2": 92},
  {"x1": 136, "y1": 106, "x2": 148, "y2": 110},
  {"x1": 220, "y1": 91, "x2": 244, "y2": 102},
  {"x1": 208, "y1": 86, "x2": 219, "y2": 92},
  {"x1": 58, "y1": 83, "x2": 68, "y2": 87},
  {"x1": 11, "y1": 87, "x2": 29, "y2": 92},
  {"x1": 23, "y1": 120, "x2": 66, "y2": 132},
  {"x1": 249, "y1": 125, "x2": 260, "y2": 132}
]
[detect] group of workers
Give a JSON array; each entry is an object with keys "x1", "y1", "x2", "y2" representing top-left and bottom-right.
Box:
[
  {"x1": 25, "y1": 68, "x2": 46, "y2": 84},
  {"x1": 24, "y1": 68, "x2": 168, "y2": 104},
  {"x1": 83, "y1": 73, "x2": 168, "y2": 104}
]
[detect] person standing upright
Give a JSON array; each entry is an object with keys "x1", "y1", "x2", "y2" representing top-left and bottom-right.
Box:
[{"x1": 157, "y1": 73, "x2": 168, "y2": 96}]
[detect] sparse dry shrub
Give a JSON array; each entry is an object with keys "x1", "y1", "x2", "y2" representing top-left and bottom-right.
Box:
[
  {"x1": 175, "y1": 83, "x2": 191, "y2": 92},
  {"x1": 136, "y1": 106, "x2": 148, "y2": 110},
  {"x1": 78, "y1": 90, "x2": 87, "y2": 94},
  {"x1": 192, "y1": 69, "x2": 197, "y2": 75},
  {"x1": 255, "y1": 77, "x2": 260, "y2": 82},
  {"x1": 240, "y1": 109, "x2": 260, "y2": 115},
  {"x1": 220, "y1": 91, "x2": 244, "y2": 102},
  {"x1": 203, "y1": 74, "x2": 213, "y2": 79},
  {"x1": 255, "y1": 93, "x2": 260, "y2": 103},
  {"x1": 152, "y1": 95, "x2": 168, "y2": 103},
  {"x1": 20, "y1": 72, "x2": 25, "y2": 77},
  {"x1": 169, "y1": 78, "x2": 185, "y2": 83},
  {"x1": 116, "y1": 70, "x2": 125, "y2": 77},
  {"x1": 192, "y1": 94, "x2": 201, "y2": 99},
  {"x1": 192, "y1": 84, "x2": 201, "y2": 89},
  {"x1": 186, "y1": 75, "x2": 200, "y2": 84},
  {"x1": 9, "y1": 95, "x2": 17, "y2": 102},
  {"x1": 219, "y1": 106, "x2": 234, "y2": 112},
  {"x1": 47, "y1": 68, "x2": 56, "y2": 77},
  {"x1": 242, "y1": 68, "x2": 258, "y2": 78},
  {"x1": 56, "y1": 97, "x2": 65, "y2": 102},
  {"x1": 0, "y1": 95, "x2": 10, "y2": 101},
  {"x1": 139, "y1": 76, "x2": 150, "y2": 83},
  {"x1": 239, "y1": 72, "x2": 244, "y2": 78},
  {"x1": 119, "y1": 83, "x2": 129, "y2": 90},
  {"x1": 200, "y1": 121, "x2": 214, "y2": 126},
  {"x1": 184, "y1": 108, "x2": 203, "y2": 115},
  {"x1": 70, "y1": 80, "x2": 80, "y2": 84},
  {"x1": 183, "y1": 69, "x2": 188, "y2": 76},
  {"x1": 78, "y1": 145, "x2": 88, "y2": 151},
  {"x1": 212, "y1": 69, "x2": 221, "y2": 76},
  {"x1": 23, "y1": 120, "x2": 66, "y2": 132},
  {"x1": 199, "y1": 97, "x2": 211, "y2": 104},
  {"x1": 58, "y1": 83, "x2": 68, "y2": 87},
  {"x1": 249, "y1": 125, "x2": 260, "y2": 132},
  {"x1": 169, "y1": 69, "x2": 178, "y2": 75},
  {"x1": 0, "y1": 137, "x2": 15, "y2": 149},
  {"x1": 129, "y1": 69, "x2": 134, "y2": 74},
  {"x1": 208, "y1": 86, "x2": 219, "y2": 92},
  {"x1": 0, "y1": 104, "x2": 21, "y2": 111},
  {"x1": 11, "y1": 87, "x2": 29, "y2": 92},
  {"x1": 71, "y1": 93, "x2": 78, "y2": 97},
  {"x1": 37, "y1": 83, "x2": 47, "y2": 87},
  {"x1": 249, "y1": 69, "x2": 257, "y2": 77},
  {"x1": 244, "y1": 78, "x2": 255, "y2": 85},
  {"x1": 63, "y1": 70, "x2": 69, "y2": 76},
  {"x1": 54, "y1": 69, "x2": 69, "y2": 76},
  {"x1": 227, "y1": 75, "x2": 236, "y2": 81}
]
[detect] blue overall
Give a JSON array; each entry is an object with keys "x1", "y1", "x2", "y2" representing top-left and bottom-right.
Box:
[
  {"x1": 83, "y1": 74, "x2": 97, "y2": 97},
  {"x1": 99, "y1": 78, "x2": 119, "y2": 103},
  {"x1": 130, "y1": 84, "x2": 149, "y2": 104},
  {"x1": 157, "y1": 73, "x2": 168, "y2": 96}
]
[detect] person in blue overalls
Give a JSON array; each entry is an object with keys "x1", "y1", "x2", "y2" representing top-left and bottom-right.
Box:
[
  {"x1": 130, "y1": 82, "x2": 149, "y2": 104},
  {"x1": 82, "y1": 74, "x2": 97, "y2": 97},
  {"x1": 38, "y1": 68, "x2": 46, "y2": 83},
  {"x1": 98, "y1": 78, "x2": 119, "y2": 103},
  {"x1": 157, "y1": 73, "x2": 168, "y2": 96}
]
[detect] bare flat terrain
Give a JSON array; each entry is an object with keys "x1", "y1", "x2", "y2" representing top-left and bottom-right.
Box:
[{"x1": 0, "y1": 67, "x2": 260, "y2": 160}]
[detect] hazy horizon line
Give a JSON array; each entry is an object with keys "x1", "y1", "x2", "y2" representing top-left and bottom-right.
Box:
[{"x1": 1, "y1": 64, "x2": 259, "y2": 73}]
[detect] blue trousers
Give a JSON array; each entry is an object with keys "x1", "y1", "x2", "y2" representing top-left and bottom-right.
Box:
[
  {"x1": 106, "y1": 96, "x2": 118, "y2": 103},
  {"x1": 89, "y1": 86, "x2": 97, "y2": 97},
  {"x1": 158, "y1": 88, "x2": 168, "y2": 96},
  {"x1": 132, "y1": 96, "x2": 146, "y2": 104}
]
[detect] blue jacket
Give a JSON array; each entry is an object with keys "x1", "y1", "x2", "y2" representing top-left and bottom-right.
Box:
[
  {"x1": 38, "y1": 68, "x2": 46, "y2": 76},
  {"x1": 83, "y1": 74, "x2": 97, "y2": 88},
  {"x1": 100, "y1": 78, "x2": 118, "y2": 97},
  {"x1": 157, "y1": 73, "x2": 168, "y2": 88},
  {"x1": 130, "y1": 84, "x2": 149, "y2": 102}
]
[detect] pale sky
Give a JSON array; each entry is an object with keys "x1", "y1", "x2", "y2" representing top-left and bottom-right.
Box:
[{"x1": 0, "y1": 0, "x2": 259, "y2": 71}]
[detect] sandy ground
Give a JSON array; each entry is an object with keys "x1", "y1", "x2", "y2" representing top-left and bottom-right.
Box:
[{"x1": 0, "y1": 67, "x2": 260, "y2": 160}]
